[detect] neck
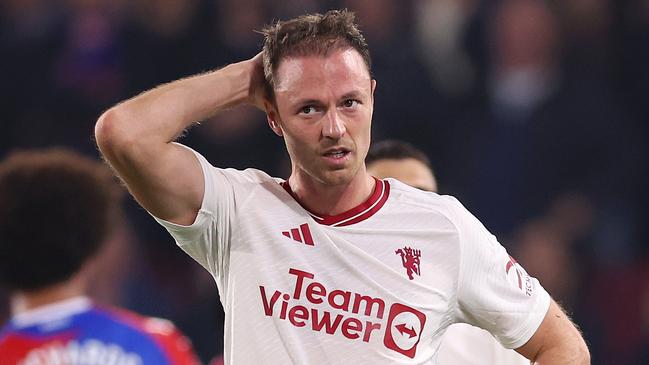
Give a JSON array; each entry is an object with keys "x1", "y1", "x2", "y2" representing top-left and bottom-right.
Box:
[
  {"x1": 11, "y1": 275, "x2": 86, "y2": 316},
  {"x1": 288, "y1": 168, "x2": 375, "y2": 216}
]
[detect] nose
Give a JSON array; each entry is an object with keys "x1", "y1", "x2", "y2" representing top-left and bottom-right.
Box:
[{"x1": 322, "y1": 109, "x2": 346, "y2": 140}]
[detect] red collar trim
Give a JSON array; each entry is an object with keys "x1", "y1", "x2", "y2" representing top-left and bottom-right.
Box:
[{"x1": 280, "y1": 178, "x2": 390, "y2": 227}]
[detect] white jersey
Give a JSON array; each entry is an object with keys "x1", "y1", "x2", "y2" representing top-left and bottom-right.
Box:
[
  {"x1": 437, "y1": 324, "x2": 530, "y2": 364},
  {"x1": 153, "y1": 148, "x2": 550, "y2": 365}
]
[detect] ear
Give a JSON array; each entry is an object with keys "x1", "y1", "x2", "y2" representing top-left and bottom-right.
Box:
[
  {"x1": 264, "y1": 100, "x2": 283, "y2": 136},
  {"x1": 371, "y1": 79, "x2": 377, "y2": 103}
]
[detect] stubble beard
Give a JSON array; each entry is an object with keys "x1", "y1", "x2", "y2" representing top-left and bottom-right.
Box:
[{"x1": 305, "y1": 155, "x2": 360, "y2": 187}]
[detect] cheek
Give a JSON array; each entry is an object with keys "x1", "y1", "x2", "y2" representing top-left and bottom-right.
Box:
[
  {"x1": 282, "y1": 127, "x2": 316, "y2": 158},
  {"x1": 284, "y1": 118, "x2": 321, "y2": 142},
  {"x1": 353, "y1": 117, "x2": 372, "y2": 145}
]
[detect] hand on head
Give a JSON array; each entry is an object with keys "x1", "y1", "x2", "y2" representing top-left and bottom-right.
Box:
[{"x1": 247, "y1": 52, "x2": 268, "y2": 111}]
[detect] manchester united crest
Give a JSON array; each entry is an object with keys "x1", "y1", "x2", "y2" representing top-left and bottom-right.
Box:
[{"x1": 395, "y1": 247, "x2": 421, "y2": 280}]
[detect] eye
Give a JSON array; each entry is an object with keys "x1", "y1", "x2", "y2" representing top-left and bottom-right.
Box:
[
  {"x1": 299, "y1": 105, "x2": 318, "y2": 115},
  {"x1": 342, "y1": 99, "x2": 359, "y2": 108}
]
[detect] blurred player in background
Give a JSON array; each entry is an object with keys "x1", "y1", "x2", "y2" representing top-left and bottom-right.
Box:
[
  {"x1": 96, "y1": 9, "x2": 588, "y2": 364},
  {"x1": 365, "y1": 140, "x2": 437, "y2": 192},
  {"x1": 367, "y1": 140, "x2": 529, "y2": 364},
  {"x1": 0, "y1": 148, "x2": 200, "y2": 365}
]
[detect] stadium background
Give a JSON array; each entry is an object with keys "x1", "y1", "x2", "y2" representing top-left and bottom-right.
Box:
[{"x1": 1, "y1": 0, "x2": 647, "y2": 363}]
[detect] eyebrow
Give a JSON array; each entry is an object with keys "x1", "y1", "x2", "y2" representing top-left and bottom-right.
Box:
[
  {"x1": 340, "y1": 90, "x2": 366, "y2": 100},
  {"x1": 289, "y1": 89, "x2": 368, "y2": 109},
  {"x1": 293, "y1": 98, "x2": 322, "y2": 106}
]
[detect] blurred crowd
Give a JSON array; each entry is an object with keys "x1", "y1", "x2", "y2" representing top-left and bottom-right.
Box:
[{"x1": 1, "y1": 0, "x2": 647, "y2": 363}]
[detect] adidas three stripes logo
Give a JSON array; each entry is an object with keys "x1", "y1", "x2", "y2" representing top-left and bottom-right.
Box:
[{"x1": 282, "y1": 223, "x2": 314, "y2": 246}]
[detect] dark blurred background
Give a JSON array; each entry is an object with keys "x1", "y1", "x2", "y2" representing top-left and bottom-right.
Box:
[{"x1": 1, "y1": 0, "x2": 647, "y2": 363}]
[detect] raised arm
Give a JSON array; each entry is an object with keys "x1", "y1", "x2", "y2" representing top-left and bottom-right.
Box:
[
  {"x1": 95, "y1": 54, "x2": 266, "y2": 225},
  {"x1": 516, "y1": 299, "x2": 590, "y2": 364}
]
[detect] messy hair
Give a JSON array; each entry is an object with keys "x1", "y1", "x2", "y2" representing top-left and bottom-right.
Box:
[
  {"x1": 366, "y1": 140, "x2": 433, "y2": 169},
  {"x1": 260, "y1": 9, "x2": 371, "y2": 100},
  {"x1": 0, "y1": 148, "x2": 120, "y2": 291}
]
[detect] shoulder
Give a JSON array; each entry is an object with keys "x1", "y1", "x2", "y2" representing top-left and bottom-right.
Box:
[
  {"x1": 96, "y1": 305, "x2": 184, "y2": 339},
  {"x1": 201, "y1": 165, "x2": 285, "y2": 208},
  {"x1": 94, "y1": 306, "x2": 198, "y2": 363},
  {"x1": 203, "y1": 165, "x2": 286, "y2": 198},
  {"x1": 384, "y1": 178, "x2": 471, "y2": 227},
  {"x1": 218, "y1": 167, "x2": 281, "y2": 186},
  {"x1": 183, "y1": 144, "x2": 275, "y2": 183}
]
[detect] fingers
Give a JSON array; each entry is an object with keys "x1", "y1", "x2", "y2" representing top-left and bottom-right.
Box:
[{"x1": 247, "y1": 53, "x2": 269, "y2": 111}]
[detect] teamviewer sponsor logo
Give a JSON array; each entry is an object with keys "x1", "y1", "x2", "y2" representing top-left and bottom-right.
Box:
[
  {"x1": 259, "y1": 268, "x2": 426, "y2": 358},
  {"x1": 383, "y1": 303, "x2": 426, "y2": 358}
]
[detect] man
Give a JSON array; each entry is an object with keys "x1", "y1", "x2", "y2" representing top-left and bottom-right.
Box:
[
  {"x1": 365, "y1": 140, "x2": 438, "y2": 192},
  {"x1": 366, "y1": 140, "x2": 529, "y2": 364},
  {"x1": 95, "y1": 10, "x2": 589, "y2": 364},
  {"x1": 0, "y1": 148, "x2": 199, "y2": 365}
]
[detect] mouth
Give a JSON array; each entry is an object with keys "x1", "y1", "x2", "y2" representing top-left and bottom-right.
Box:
[
  {"x1": 321, "y1": 147, "x2": 352, "y2": 166},
  {"x1": 322, "y1": 148, "x2": 351, "y2": 159}
]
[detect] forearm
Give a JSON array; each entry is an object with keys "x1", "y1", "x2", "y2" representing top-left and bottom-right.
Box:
[
  {"x1": 93, "y1": 59, "x2": 258, "y2": 224},
  {"x1": 96, "y1": 61, "x2": 253, "y2": 148},
  {"x1": 533, "y1": 307, "x2": 590, "y2": 364},
  {"x1": 532, "y1": 343, "x2": 590, "y2": 364},
  {"x1": 517, "y1": 300, "x2": 590, "y2": 365}
]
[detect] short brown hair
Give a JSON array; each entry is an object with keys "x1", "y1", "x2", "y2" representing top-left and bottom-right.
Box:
[
  {"x1": 0, "y1": 148, "x2": 120, "y2": 291},
  {"x1": 366, "y1": 140, "x2": 432, "y2": 169},
  {"x1": 261, "y1": 9, "x2": 371, "y2": 99}
]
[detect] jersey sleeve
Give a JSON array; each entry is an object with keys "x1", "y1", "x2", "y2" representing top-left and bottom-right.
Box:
[
  {"x1": 436, "y1": 324, "x2": 530, "y2": 365},
  {"x1": 446, "y1": 197, "x2": 551, "y2": 349},
  {"x1": 150, "y1": 144, "x2": 261, "y2": 280}
]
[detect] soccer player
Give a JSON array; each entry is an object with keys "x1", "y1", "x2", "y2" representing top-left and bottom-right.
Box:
[
  {"x1": 365, "y1": 140, "x2": 438, "y2": 193},
  {"x1": 0, "y1": 149, "x2": 200, "y2": 365},
  {"x1": 95, "y1": 10, "x2": 589, "y2": 364},
  {"x1": 366, "y1": 140, "x2": 529, "y2": 364}
]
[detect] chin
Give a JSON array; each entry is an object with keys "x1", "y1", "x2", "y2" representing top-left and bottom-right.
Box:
[{"x1": 317, "y1": 168, "x2": 357, "y2": 186}]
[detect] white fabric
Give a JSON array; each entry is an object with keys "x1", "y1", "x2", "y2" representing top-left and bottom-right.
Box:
[
  {"x1": 152, "y1": 148, "x2": 550, "y2": 365},
  {"x1": 437, "y1": 324, "x2": 530, "y2": 365},
  {"x1": 11, "y1": 296, "x2": 91, "y2": 329}
]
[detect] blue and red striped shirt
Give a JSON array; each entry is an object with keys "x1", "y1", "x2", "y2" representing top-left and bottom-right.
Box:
[{"x1": 0, "y1": 297, "x2": 200, "y2": 365}]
